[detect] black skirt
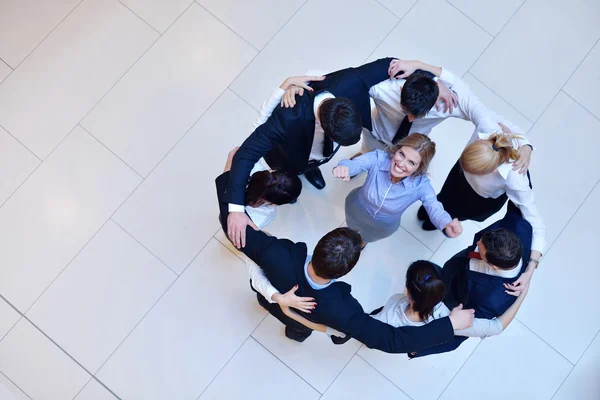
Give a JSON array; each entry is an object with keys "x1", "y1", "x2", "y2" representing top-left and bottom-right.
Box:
[{"x1": 436, "y1": 160, "x2": 508, "y2": 222}]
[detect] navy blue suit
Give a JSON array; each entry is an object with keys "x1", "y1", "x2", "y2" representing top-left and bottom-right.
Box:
[{"x1": 216, "y1": 171, "x2": 454, "y2": 353}]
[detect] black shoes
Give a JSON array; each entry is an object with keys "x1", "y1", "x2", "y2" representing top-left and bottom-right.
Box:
[
  {"x1": 285, "y1": 326, "x2": 312, "y2": 342},
  {"x1": 417, "y1": 205, "x2": 428, "y2": 221},
  {"x1": 421, "y1": 220, "x2": 437, "y2": 231},
  {"x1": 304, "y1": 167, "x2": 326, "y2": 190}
]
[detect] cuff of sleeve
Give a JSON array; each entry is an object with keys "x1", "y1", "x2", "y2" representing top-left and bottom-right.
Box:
[
  {"x1": 265, "y1": 287, "x2": 279, "y2": 304},
  {"x1": 530, "y1": 241, "x2": 545, "y2": 258},
  {"x1": 437, "y1": 216, "x2": 453, "y2": 233},
  {"x1": 228, "y1": 204, "x2": 245, "y2": 213},
  {"x1": 439, "y1": 68, "x2": 456, "y2": 87}
]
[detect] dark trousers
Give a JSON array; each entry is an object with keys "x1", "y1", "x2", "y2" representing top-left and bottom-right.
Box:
[
  {"x1": 254, "y1": 291, "x2": 312, "y2": 341},
  {"x1": 264, "y1": 147, "x2": 329, "y2": 176}
]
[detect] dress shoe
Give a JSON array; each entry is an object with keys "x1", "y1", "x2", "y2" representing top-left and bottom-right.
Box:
[
  {"x1": 304, "y1": 167, "x2": 326, "y2": 190},
  {"x1": 285, "y1": 326, "x2": 311, "y2": 342},
  {"x1": 417, "y1": 205, "x2": 428, "y2": 221},
  {"x1": 422, "y1": 220, "x2": 437, "y2": 231}
]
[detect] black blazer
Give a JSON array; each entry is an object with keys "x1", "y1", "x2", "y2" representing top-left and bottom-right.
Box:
[
  {"x1": 216, "y1": 171, "x2": 454, "y2": 353},
  {"x1": 224, "y1": 57, "x2": 395, "y2": 206},
  {"x1": 443, "y1": 205, "x2": 533, "y2": 319}
]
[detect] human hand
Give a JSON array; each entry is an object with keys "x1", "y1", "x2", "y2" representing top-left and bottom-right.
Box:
[
  {"x1": 227, "y1": 212, "x2": 258, "y2": 248},
  {"x1": 444, "y1": 218, "x2": 463, "y2": 238},
  {"x1": 504, "y1": 268, "x2": 533, "y2": 297},
  {"x1": 388, "y1": 59, "x2": 422, "y2": 79},
  {"x1": 224, "y1": 146, "x2": 240, "y2": 172},
  {"x1": 332, "y1": 166, "x2": 351, "y2": 181},
  {"x1": 514, "y1": 145, "x2": 532, "y2": 174},
  {"x1": 436, "y1": 80, "x2": 458, "y2": 113},
  {"x1": 273, "y1": 285, "x2": 316, "y2": 313},
  {"x1": 280, "y1": 75, "x2": 326, "y2": 108},
  {"x1": 449, "y1": 303, "x2": 475, "y2": 330}
]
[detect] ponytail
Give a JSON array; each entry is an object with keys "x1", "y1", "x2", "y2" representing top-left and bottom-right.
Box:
[
  {"x1": 246, "y1": 170, "x2": 302, "y2": 207},
  {"x1": 405, "y1": 261, "x2": 445, "y2": 321},
  {"x1": 460, "y1": 133, "x2": 521, "y2": 175}
]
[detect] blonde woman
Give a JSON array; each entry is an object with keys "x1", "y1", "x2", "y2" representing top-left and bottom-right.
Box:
[
  {"x1": 333, "y1": 133, "x2": 462, "y2": 246},
  {"x1": 420, "y1": 123, "x2": 545, "y2": 294}
]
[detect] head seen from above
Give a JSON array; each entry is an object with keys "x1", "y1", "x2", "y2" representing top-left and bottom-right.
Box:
[
  {"x1": 388, "y1": 133, "x2": 435, "y2": 179},
  {"x1": 405, "y1": 260, "x2": 445, "y2": 321},
  {"x1": 460, "y1": 133, "x2": 521, "y2": 176},
  {"x1": 400, "y1": 74, "x2": 439, "y2": 122},
  {"x1": 318, "y1": 97, "x2": 362, "y2": 146},
  {"x1": 477, "y1": 228, "x2": 523, "y2": 270},
  {"x1": 312, "y1": 227, "x2": 363, "y2": 280},
  {"x1": 246, "y1": 170, "x2": 302, "y2": 207}
]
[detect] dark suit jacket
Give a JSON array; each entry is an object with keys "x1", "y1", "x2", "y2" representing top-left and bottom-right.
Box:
[
  {"x1": 443, "y1": 205, "x2": 533, "y2": 319},
  {"x1": 224, "y1": 57, "x2": 395, "y2": 206},
  {"x1": 216, "y1": 171, "x2": 454, "y2": 353}
]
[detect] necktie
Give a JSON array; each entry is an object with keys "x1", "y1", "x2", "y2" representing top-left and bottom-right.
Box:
[
  {"x1": 468, "y1": 252, "x2": 482, "y2": 260},
  {"x1": 392, "y1": 115, "x2": 412, "y2": 145}
]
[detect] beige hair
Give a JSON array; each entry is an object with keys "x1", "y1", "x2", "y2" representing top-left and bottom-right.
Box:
[
  {"x1": 460, "y1": 133, "x2": 521, "y2": 175},
  {"x1": 387, "y1": 133, "x2": 436, "y2": 176}
]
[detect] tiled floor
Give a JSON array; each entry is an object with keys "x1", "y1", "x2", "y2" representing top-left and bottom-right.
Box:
[{"x1": 0, "y1": 0, "x2": 598, "y2": 399}]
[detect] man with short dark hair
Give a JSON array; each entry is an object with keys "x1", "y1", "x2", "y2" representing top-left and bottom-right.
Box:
[{"x1": 216, "y1": 171, "x2": 476, "y2": 351}]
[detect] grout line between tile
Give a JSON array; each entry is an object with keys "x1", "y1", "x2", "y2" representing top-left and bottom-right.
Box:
[
  {"x1": 0, "y1": 159, "x2": 42, "y2": 211},
  {"x1": 321, "y1": 345, "x2": 362, "y2": 395},
  {"x1": 228, "y1": 88, "x2": 260, "y2": 113},
  {"x1": 110, "y1": 218, "x2": 179, "y2": 276},
  {"x1": 247, "y1": 335, "x2": 324, "y2": 395},
  {"x1": 71, "y1": 376, "x2": 93, "y2": 400},
  {"x1": 116, "y1": 0, "x2": 162, "y2": 35},
  {"x1": 0, "y1": 58, "x2": 13, "y2": 70},
  {"x1": 79, "y1": 125, "x2": 145, "y2": 179},
  {"x1": 550, "y1": 328, "x2": 600, "y2": 400},
  {"x1": 0, "y1": 370, "x2": 33, "y2": 400},
  {"x1": 362, "y1": 1, "x2": 414, "y2": 63},
  {"x1": 436, "y1": 339, "x2": 483, "y2": 399},
  {"x1": 11, "y1": 0, "x2": 85, "y2": 70},
  {"x1": 400, "y1": 225, "x2": 438, "y2": 254},
  {"x1": 356, "y1": 352, "x2": 415, "y2": 400},
  {"x1": 561, "y1": 89, "x2": 600, "y2": 124},
  {"x1": 195, "y1": 2, "x2": 261, "y2": 52},
  {"x1": 0, "y1": 123, "x2": 43, "y2": 162},
  {"x1": 373, "y1": 0, "x2": 414, "y2": 19},
  {"x1": 443, "y1": 0, "x2": 498, "y2": 38},
  {"x1": 515, "y1": 318, "x2": 575, "y2": 366}
]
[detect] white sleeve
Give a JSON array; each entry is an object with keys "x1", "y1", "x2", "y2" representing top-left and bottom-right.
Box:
[
  {"x1": 228, "y1": 204, "x2": 245, "y2": 213},
  {"x1": 253, "y1": 88, "x2": 285, "y2": 129},
  {"x1": 247, "y1": 260, "x2": 279, "y2": 303},
  {"x1": 506, "y1": 172, "x2": 547, "y2": 254},
  {"x1": 455, "y1": 317, "x2": 504, "y2": 337}
]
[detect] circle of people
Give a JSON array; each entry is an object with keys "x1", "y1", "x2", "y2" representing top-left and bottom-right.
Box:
[{"x1": 215, "y1": 57, "x2": 545, "y2": 357}]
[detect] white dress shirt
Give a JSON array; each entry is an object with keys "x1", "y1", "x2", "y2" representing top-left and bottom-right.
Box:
[
  {"x1": 464, "y1": 133, "x2": 546, "y2": 254},
  {"x1": 368, "y1": 68, "x2": 530, "y2": 147},
  {"x1": 469, "y1": 245, "x2": 522, "y2": 278},
  {"x1": 244, "y1": 161, "x2": 277, "y2": 229}
]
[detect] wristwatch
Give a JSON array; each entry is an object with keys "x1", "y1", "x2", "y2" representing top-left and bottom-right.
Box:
[{"x1": 528, "y1": 258, "x2": 540, "y2": 268}]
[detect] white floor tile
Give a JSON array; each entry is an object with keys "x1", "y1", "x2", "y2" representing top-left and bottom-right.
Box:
[
  {"x1": 0, "y1": 127, "x2": 141, "y2": 311},
  {"x1": 322, "y1": 356, "x2": 410, "y2": 400},
  {"x1": 525, "y1": 92, "x2": 600, "y2": 248},
  {"x1": 429, "y1": 220, "x2": 481, "y2": 267},
  {"x1": 447, "y1": 0, "x2": 524, "y2": 36},
  {"x1": 0, "y1": 0, "x2": 81, "y2": 68},
  {"x1": 252, "y1": 315, "x2": 361, "y2": 393},
  {"x1": 359, "y1": 337, "x2": 480, "y2": 400},
  {"x1": 369, "y1": 0, "x2": 492, "y2": 77},
  {"x1": 74, "y1": 379, "x2": 117, "y2": 400},
  {"x1": 26, "y1": 221, "x2": 176, "y2": 372},
  {"x1": 0, "y1": 127, "x2": 39, "y2": 205},
  {"x1": 0, "y1": 60, "x2": 11, "y2": 84},
  {"x1": 199, "y1": 338, "x2": 320, "y2": 400},
  {"x1": 198, "y1": 0, "x2": 305, "y2": 50},
  {"x1": 0, "y1": 319, "x2": 90, "y2": 400},
  {"x1": 113, "y1": 90, "x2": 257, "y2": 273},
  {"x1": 564, "y1": 42, "x2": 600, "y2": 120},
  {"x1": 0, "y1": 0, "x2": 158, "y2": 159},
  {"x1": 439, "y1": 321, "x2": 572, "y2": 400},
  {"x1": 517, "y1": 183, "x2": 600, "y2": 363},
  {"x1": 375, "y1": 0, "x2": 417, "y2": 19},
  {"x1": 119, "y1": 0, "x2": 193, "y2": 33},
  {"x1": 82, "y1": 4, "x2": 256, "y2": 177},
  {"x1": 0, "y1": 299, "x2": 19, "y2": 341},
  {"x1": 96, "y1": 239, "x2": 266, "y2": 400},
  {"x1": 230, "y1": 0, "x2": 397, "y2": 109},
  {"x1": 470, "y1": 0, "x2": 600, "y2": 121},
  {"x1": 463, "y1": 73, "x2": 533, "y2": 133},
  {"x1": 0, "y1": 372, "x2": 29, "y2": 400},
  {"x1": 553, "y1": 331, "x2": 600, "y2": 400},
  {"x1": 341, "y1": 228, "x2": 432, "y2": 313}
]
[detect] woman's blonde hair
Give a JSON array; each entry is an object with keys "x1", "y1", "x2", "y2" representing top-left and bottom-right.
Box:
[
  {"x1": 460, "y1": 133, "x2": 521, "y2": 175},
  {"x1": 387, "y1": 133, "x2": 436, "y2": 176}
]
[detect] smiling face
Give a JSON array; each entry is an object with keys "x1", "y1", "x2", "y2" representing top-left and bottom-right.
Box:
[{"x1": 391, "y1": 146, "x2": 422, "y2": 179}]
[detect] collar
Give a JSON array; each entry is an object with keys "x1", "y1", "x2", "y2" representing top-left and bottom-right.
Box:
[
  {"x1": 476, "y1": 132, "x2": 518, "y2": 179},
  {"x1": 313, "y1": 92, "x2": 336, "y2": 125},
  {"x1": 304, "y1": 255, "x2": 334, "y2": 290},
  {"x1": 380, "y1": 157, "x2": 418, "y2": 187}
]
